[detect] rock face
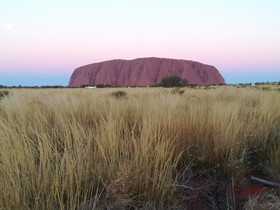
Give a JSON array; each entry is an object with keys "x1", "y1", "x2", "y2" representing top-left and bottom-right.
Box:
[{"x1": 69, "y1": 57, "x2": 225, "y2": 87}]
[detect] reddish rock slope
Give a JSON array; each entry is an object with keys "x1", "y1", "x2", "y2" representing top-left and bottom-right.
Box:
[{"x1": 69, "y1": 57, "x2": 225, "y2": 87}]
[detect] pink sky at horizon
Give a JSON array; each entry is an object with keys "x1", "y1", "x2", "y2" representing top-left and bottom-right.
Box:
[{"x1": 0, "y1": 0, "x2": 279, "y2": 85}]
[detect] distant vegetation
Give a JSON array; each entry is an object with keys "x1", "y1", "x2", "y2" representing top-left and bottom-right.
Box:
[
  {"x1": 0, "y1": 81, "x2": 279, "y2": 89},
  {"x1": 96, "y1": 84, "x2": 112, "y2": 88},
  {"x1": 0, "y1": 85, "x2": 67, "y2": 89},
  {"x1": 0, "y1": 87, "x2": 280, "y2": 209},
  {"x1": 159, "y1": 75, "x2": 188, "y2": 87},
  {"x1": 80, "y1": 84, "x2": 113, "y2": 88}
]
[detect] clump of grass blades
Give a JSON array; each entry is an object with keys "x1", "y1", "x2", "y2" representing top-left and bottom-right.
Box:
[
  {"x1": 244, "y1": 192, "x2": 280, "y2": 209},
  {"x1": 0, "y1": 90, "x2": 9, "y2": 99},
  {"x1": 171, "y1": 87, "x2": 185, "y2": 95},
  {"x1": 110, "y1": 90, "x2": 127, "y2": 98}
]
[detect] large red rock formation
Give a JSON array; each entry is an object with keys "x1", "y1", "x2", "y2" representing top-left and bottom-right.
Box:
[{"x1": 69, "y1": 57, "x2": 225, "y2": 87}]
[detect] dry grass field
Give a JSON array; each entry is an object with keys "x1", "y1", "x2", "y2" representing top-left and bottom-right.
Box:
[{"x1": 0, "y1": 86, "x2": 280, "y2": 209}]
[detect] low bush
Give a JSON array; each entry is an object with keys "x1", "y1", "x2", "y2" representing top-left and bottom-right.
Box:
[
  {"x1": 111, "y1": 90, "x2": 127, "y2": 98},
  {"x1": 160, "y1": 75, "x2": 188, "y2": 87},
  {"x1": 96, "y1": 84, "x2": 111, "y2": 88}
]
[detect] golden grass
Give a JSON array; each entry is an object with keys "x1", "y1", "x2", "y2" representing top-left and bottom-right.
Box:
[
  {"x1": 244, "y1": 191, "x2": 280, "y2": 210},
  {"x1": 0, "y1": 87, "x2": 279, "y2": 209}
]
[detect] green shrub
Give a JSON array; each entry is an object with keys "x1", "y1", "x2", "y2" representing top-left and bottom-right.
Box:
[
  {"x1": 160, "y1": 75, "x2": 188, "y2": 87},
  {"x1": 96, "y1": 84, "x2": 111, "y2": 88},
  {"x1": 111, "y1": 90, "x2": 127, "y2": 98},
  {"x1": 40, "y1": 85, "x2": 65, "y2": 88}
]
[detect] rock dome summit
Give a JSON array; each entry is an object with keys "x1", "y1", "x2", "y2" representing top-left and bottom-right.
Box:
[{"x1": 69, "y1": 57, "x2": 225, "y2": 87}]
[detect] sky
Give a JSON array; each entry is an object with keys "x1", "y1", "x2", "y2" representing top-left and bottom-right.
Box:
[{"x1": 0, "y1": 0, "x2": 279, "y2": 85}]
